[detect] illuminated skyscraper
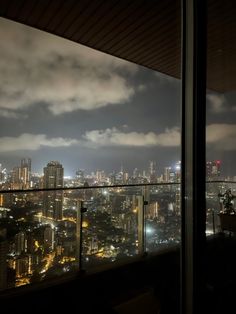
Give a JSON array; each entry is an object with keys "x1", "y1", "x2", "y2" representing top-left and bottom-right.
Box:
[
  {"x1": 76, "y1": 169, "x2": 85, "y2": 184},
  {"x1": 175, "y1": 161, "x2": 181, "y2": 182},
  {"x1": 164, "y1": 167, "x2": 171, "y2": 182},
  {"x1": 15, "y1": 231, "x2": 27, "y2": 255},
  {"x1": 43, "y1": 161, "x2": 64, "y2": 221},
  {"x1": 133, "y1": 168, "x2": 138, "y2": 178},
  {"x1": 10, "y1": 158, "x2": 31, "y2": 189},
  {"x1": 174, "y1": 161, "x2": 181, "y2": 214},
  {"x1": 20, "y1": 158, "x2": 31, "y2": 189},
  {"x1": 0, "y1": 164, "x2": 7, "y2": 184},
  {"x1": 132, "y1": 194, "x2": 144, "y2": 255},
  {"x1": 44, "y1": 226, "x2": 55, "y2": 251},
  {"x1": 149, "y1": 161, "x2": 157, "y2": 183},
  {"x1": 11, "y1": 166, "x2": 21, "y2": 189}
]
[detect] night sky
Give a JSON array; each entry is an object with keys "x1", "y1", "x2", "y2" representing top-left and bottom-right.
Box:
[{"x1": 0, "y1": 18, "x2": 235, "y2": 177}]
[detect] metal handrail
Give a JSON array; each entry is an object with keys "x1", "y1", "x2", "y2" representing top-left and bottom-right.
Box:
[{"x1": 0, "y1": 182, "x2": 180, "y2": 194}]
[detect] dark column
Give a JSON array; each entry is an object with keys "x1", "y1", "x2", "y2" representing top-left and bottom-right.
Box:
[{"x1": 181, "y1": 0, "x2": 207, "y2": 313}]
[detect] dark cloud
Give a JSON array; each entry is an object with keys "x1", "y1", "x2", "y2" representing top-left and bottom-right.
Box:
[
  {"x1": 0, "y1": 133, "x2": 79, "y2": 152},
  {"x1": 83, "y1": 127, "x2": 180, "y2": 147},
  {"x1": 206, "y1": 124, "x2": 236, "y2": 150},
  {"x1": 207, "y1": 94, "x2": 226, "y2": 113},
  {"x1": 0, "y1": 18, "x2": 139, "y2": 116}
]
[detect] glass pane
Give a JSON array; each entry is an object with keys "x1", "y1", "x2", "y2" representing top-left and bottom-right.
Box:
[
  {"x1": 0, "y1": 1, "x2": 181, "y2": 304},
  {"x1": 206, "y1": 1, "x2": 236, "y2": 312},
  {"x1": 0, "y1": 182, "x2": 183, "y2": 290},
  {"x1": 82, "y1": 186, "x2": 143, "y2": 269},
  {"x1": 0, "y1": 17, "x2": 181, "y2": 192},
  {"x1": 206, "y1": 1, "x2": 236, "y2": 235},
  {"x1": 145, "y1": 184, "x2": 181, "y2": 253}
]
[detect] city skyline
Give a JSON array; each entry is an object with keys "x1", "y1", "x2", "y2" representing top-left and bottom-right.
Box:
[
  {"x1": 0, "y1": 17, "x2": 235, "y2": 177},
  {"x1": 1, "y1": 157, "x2": 230, "y2": 193}
]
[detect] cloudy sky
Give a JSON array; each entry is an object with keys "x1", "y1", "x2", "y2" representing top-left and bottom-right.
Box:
[{"x1": 0, "y1": 17, "x2": 235, "y2": 177}]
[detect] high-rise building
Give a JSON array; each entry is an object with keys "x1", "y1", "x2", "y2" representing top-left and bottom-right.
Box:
[
  {"x1": 149, "y1": 161, "x2": 157, "y2": 183},
  {"x1": 44, "y1": 226, "x2": 55, "y2": 251},
  {"x1": 133, "y1": 168, "x2": 138, "y2": 178},
  {"x1": 20, "y1": 158, "x2": 31, "y2": 189},
  {"x1": 9, "y1": 158, "x2": 31, "y2": 189},
  {"x1": 147, "y1": 202, "x2": 159, "y2": 219},
  {"x1": 15, "y1": 231, "x2": 27, "y2": 255},
  {"x1": 174, "y1": 161, "x2": 181, "y2": 214},
  {"x1": 0, "y1": 164, "x2": 7, "y2": 184},
  {"x1": 96, "y1": 170, "x2": 105, "y2": 183},
  {"x1": 206, "y1": 160, "x2": 221, "y2": 180},
  {"x1": 76, "y1": 169, "x2": 85, "y2": 184},
  {"x1": 15, "y1": 255, "x2": 31, "y2": 278},
  {"x1": 124, "y1": 172, "x2": 129, "y2": 183},
  {"x1": 43, "y1": 161, "x2": 64, "y2": 221},
  {"x1": 164, "y1": 167, "x2": 171, "y2": 182},
  {"x1": 175, "y1": 185, "x2": 181, "y2": 215},
  {"x1": 175, "y1": 161, "x2": 181, "y2": 182},
  {"x1": 134, "y1": 194, "x2": 144, "y2": 255},
  {"x1": 11, "y1": 166, "x2": 21, "y2": 189}
]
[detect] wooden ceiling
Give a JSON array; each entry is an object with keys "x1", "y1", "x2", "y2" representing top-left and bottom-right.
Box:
[{"x1": 0, "y1": 0, "x2": 235, "y2": 92}]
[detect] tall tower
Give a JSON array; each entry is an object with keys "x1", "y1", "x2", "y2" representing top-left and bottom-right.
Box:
[
  {"x1": 149, "y1": 161, "x2": 157, "y2": 183},
  {"x1": 206, "y1": 161, "x2": 213, "y2": 181},
  {"x1": 15, "y1": 231, "x2": 27, "y2": 255},
  {"x1": 132, "y1": 195, "x2": 144, "y2": 255},
  {"x1": 11, "y1": 166, "x2": 21, "y2": 189},
  {"x1": 43, "y1": 161, "x2": 64, "y2": 221},
  {"x1": 0, "y1": 164, "x2": 6, "y2": 184},
  {"x1": 175, "y1": 161, "x2": 181, "y2": 215},
  {"x1": 164, "y1": 167, "x2": 171, "y2": 182},
  {"x1": 175, "y1": 161, "x2": 181, "y2": 182},
  {"x1": 20, "y1": 158, "x2": 31, "y2": 189}
]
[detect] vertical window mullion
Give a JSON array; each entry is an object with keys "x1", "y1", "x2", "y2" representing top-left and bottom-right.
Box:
[{"x1": 181, "y1": 1, "x2": 207, "y2": 314}]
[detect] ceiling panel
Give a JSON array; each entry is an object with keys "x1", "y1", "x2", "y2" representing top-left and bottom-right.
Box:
[{"x1": 0, "y1": 0, "x2": 235, "y2": 92}]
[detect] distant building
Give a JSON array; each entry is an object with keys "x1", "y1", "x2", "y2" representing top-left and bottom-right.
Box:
[
  {"x1": 10, "y1": 166, "x2": 21, "y2": 189},
  {"x1": 206, "y1": 160, "x2": 221, "y2": 180},
  {"x1": 149, "y1": 161, "x2": 157, "y2": 183},
  {"x1": 9, "y1": 158, "x2": 31, "y2": 189},
  {"x1": 133, "y1": 168, "x2": 139, "y2": 178},
  {"x1": 15, "y1": 232, "x2": 27, "y2": 255},
  {"x1": 44, "y1": 226, "x2": 55, "y2": 251},
  {"x1": 15, "y1": 255, "x2": 32, "y2": 278},
  {"x1": 76, "y1": 169, "x2": 85, "y2": 184},
  {"x1": 164, "y1": 167, "x2": 171, "y2": 182},
  {"x1": 20, "y1": 158, "x2": 31, "y2": 189},
  {"x1": 0, "y1": 164, "x2": 7, "y2": 184},
  {"x1": 175, "y1": 161, "x2": 181, "y2": 182},
  {"x1": 43, "y1": 161, "x2": 64, "y2": 221}
]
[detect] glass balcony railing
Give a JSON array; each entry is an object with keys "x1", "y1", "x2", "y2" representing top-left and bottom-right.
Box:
[
  {"x1": 0, "y1": 181, "x2": 235, "y2": 292},
  {"x1": 0, "y1": 183, "x2": 180, "y2": 291}
]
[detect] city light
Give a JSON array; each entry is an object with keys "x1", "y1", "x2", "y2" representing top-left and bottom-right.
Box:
[
  {"x1": 0, "y1": 156, "x2": 231, "y2": 292},
  {"x1": 146, "y1": 227, "x2": 154, "y2": 234}
]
